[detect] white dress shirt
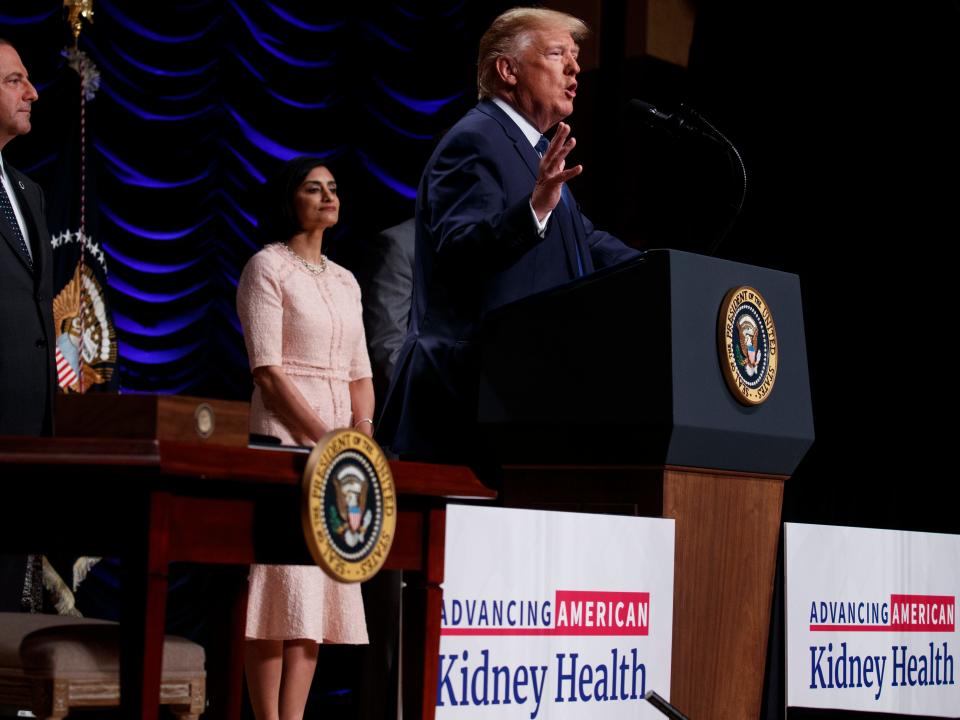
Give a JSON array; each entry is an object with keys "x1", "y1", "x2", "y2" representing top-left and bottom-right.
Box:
[
  {"x1": 491, "y1": 97, "x2": 553, "y2": 234},
  {"x1": 0, "y1": 151, "x2": 34, "y2": 262}
]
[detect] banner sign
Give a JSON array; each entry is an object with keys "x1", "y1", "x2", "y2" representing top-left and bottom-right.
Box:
[
  {"x1": 439, "y1": 505, "x2": 675, "y2": 719},
  {"x1": 786, "y1": 522, "x2": 960, "y2": 716}
]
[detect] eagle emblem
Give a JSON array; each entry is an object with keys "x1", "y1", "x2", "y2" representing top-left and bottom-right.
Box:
[
  {"x1": 329, "y1": 464, "x2": 373, "y2": 548},
  {"x1": 735, "y1": 315, "x2": 762, "y2": 378},
  {"x1": 52, "y1": 263, "x2": 116, "y2": 392}
]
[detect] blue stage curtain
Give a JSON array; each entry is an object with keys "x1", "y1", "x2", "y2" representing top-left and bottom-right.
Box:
[{"x1": 2, "y1": 1, "x2": 475, "y2": 398}]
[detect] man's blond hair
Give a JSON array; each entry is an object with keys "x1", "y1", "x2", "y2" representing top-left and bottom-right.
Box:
[{"x1": 477, "y1": 7, "x2": 588, "y2": 100}]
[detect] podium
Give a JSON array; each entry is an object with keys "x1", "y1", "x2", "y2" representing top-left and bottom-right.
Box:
[
  {"x1": 478, "y1": 249, "x2": 814, "y2": 719},
  {"x1": 0, "y1": 395, "x2": 494, "y2": 720}
]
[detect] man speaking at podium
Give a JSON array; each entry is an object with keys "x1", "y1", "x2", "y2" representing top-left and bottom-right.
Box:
[{"x1": 379, "y1": 8, "x2": 639, "y2": 464}]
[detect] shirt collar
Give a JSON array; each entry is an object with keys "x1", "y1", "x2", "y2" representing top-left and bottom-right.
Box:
[{"x1": 492, "y1": 97, "x2": 543, "y2": 149}]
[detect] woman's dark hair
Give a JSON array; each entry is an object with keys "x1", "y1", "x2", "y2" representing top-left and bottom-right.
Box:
[{"x1": 257, "y1": 156, "x2": 331, "y2": 245}]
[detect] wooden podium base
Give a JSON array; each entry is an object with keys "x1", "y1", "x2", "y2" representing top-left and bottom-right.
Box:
[{"x1": 501, "y1": 464, "x2": 785, "y2": 720}]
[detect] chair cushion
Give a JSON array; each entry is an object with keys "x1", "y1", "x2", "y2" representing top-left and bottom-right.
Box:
[
  {"x1": 0, "y1": 612, "x2": 204, "y2": 679},
  {"x1": 0, "y1": 613, "x2": 112, "y2": 669}
]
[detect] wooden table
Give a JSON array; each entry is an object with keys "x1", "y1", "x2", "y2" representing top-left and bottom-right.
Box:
[{"x1": 0, "y1": 437, "x2": 494, "y2": 720}]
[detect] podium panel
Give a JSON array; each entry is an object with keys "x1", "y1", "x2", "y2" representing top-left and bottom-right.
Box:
[
  {"x1": 477, "y1": 249, "x2": 813, "y2": 719},
  {"x1": 479, "y1": 249, "x2": 813, "y2": 475}
]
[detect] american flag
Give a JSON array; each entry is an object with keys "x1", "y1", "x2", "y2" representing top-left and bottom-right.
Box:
[{"x1": 56, "y1": 345, "x2": 78, "y2": 389}]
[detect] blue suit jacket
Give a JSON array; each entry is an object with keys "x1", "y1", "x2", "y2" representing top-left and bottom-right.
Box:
[
  {"x1": 0, "y1": 163, "x2": 56, "y2": 437},
  {"x1": 378, "y1": 100, "x2": 639, "y2": 462}
]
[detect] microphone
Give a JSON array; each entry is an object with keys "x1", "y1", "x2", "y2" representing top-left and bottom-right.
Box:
[
  {"x1": 627, "y1": 98, "x2": 715, "y2": 140},
  {"x1": 626, "y1": 98, "x2": 748, "y2": 255}
]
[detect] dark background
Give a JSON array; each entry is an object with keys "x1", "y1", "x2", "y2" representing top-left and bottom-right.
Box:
[{"x1": 3, "y1": 2, "x2": 958, "y2": 718}]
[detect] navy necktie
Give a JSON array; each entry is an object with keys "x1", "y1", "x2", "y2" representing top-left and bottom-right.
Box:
[
  {"x1": 0, "y1": 167, "x2": 32, "y2": 269},
  {"x1": 535, "y1": 135, "x2": 583, "y2": 277},
  {"x1": 535, "y1": 135, "x2": 550, "y2": 157}
]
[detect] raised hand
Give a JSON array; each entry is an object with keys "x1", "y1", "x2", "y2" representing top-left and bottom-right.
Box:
[{"x1": 531, "y1": 122, "x2": 583, "y2": 221}]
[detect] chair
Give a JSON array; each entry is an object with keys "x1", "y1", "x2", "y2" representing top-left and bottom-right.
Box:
[{"x1": 0, "y1": 612, "x2": 205, "y2": 719}]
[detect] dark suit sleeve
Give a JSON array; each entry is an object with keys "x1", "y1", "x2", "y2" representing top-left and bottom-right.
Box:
[
  {"x1": 581, "y1": 210, "x2": 642, "y2": 270},
  {"x1": 425, "y1": 130, "x2": 544, "y2": 271},
  {"x1": 362, "y1": 224, "x2": 414, "y2": 403}
]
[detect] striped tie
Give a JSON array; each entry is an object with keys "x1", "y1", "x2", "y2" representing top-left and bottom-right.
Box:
[
  {"x1": 0, "y1": 166, "x2": 32, "y2": 269},
  {"x1": 535, "y1": 135, "x2": 550, "y2": 157},
  {"x1": 536, "y1": 135, "x2": 584, "y2": 277}
]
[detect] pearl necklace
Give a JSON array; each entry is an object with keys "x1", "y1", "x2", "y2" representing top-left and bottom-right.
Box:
[{"x1": 279, "y1": 242, "x2": 327, "y2": 275}]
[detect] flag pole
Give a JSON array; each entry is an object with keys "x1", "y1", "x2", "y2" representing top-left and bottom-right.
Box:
[{"x1": 62, "y1": 0, "x2": 95, "y2": 392}]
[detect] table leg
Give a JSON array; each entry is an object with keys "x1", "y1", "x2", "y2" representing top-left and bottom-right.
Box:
[{"x1": 120, "y1": 490, "x2": 171, "y2": 720}]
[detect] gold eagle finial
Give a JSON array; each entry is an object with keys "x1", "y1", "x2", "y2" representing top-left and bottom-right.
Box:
[{"x1": 64, "y1": 0, "x2": 95, "y2": 46}]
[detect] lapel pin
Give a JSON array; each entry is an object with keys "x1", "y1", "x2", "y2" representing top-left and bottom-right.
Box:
[{"x1": 18, "y1": 181, "x2": 25, "y2": 190}]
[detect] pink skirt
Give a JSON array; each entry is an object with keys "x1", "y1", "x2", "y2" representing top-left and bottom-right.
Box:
[{"x1": 245, "y1": 564, "x2": 368, "y2": 644}]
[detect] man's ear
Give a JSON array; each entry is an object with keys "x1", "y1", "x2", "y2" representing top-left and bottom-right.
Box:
[{"x1": 495, "y1": 56, "x2": 518, "y2": 87}]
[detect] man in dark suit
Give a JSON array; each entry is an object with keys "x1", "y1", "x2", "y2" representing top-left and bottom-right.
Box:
[
  {"x1": 0, "y1": 38, "x2": 57, "y2": 612},
  {"x1": 361, "y1": 218, "x2": 416, "y2": 414},
  {"x1": 353, "y1": 218, "x2": 416, "y2": 720},
  {"x1": 378, "y1": 8, "x2": 640, "y2": 463}
]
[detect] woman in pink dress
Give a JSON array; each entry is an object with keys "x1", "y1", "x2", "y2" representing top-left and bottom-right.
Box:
[{"x1": 236, "y1": 156, "x2": 374, "y2": 719}]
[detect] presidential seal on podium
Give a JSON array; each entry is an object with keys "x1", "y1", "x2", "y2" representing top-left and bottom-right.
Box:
[
  {"x1": 301, "y1": 429, "x2": 396, "y2": 582},
  {"x1": 718, "y1": 285, "x2": 778, "y2": 406}
]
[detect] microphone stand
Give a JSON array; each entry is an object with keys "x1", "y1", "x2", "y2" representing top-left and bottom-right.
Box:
[
  {"x1": 644, "y1": 689, "x2": 691, "y2": 719},
  {"x1": 682, "y1": 104, "x2": 748, "y2": 256},
  {"x1": 628, "y1": 98, "x2": 747, "y2": 257}
]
